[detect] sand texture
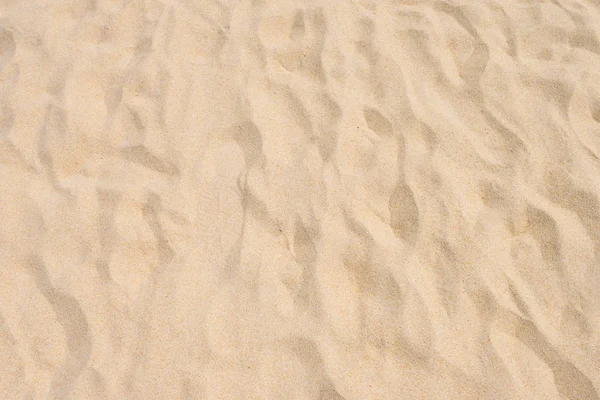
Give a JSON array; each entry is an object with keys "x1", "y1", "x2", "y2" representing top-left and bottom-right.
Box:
[{"x1": 1, "y1": 0, "x2": 600, "y2": 398}]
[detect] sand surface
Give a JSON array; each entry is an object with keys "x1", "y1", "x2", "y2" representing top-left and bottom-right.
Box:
[{"x1": 1, "y1": 0, "x2": 600, "y2": 398}]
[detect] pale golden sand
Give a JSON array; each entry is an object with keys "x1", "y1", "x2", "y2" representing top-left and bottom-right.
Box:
[{"x1": 1, "y1": 0, "x2": 600, "y2": 398}]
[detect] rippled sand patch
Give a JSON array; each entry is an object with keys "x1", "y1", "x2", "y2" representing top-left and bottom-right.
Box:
[{"x1": 1, "y1": 0, "x2": 599, "y2": 398}]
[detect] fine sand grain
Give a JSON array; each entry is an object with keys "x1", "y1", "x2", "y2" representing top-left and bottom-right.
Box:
[{"x1": 1, "y1": 0, "x2": 600, "y2": 399}]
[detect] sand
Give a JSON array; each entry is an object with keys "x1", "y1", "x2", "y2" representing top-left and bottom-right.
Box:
[{"x1": 1, "y1": 0, "x2": 600, "y2": 398}]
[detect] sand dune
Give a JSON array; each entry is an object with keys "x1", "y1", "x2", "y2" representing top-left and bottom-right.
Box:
[{"x1": 1, "y1": 0, "x2": 600, "y2": 398}]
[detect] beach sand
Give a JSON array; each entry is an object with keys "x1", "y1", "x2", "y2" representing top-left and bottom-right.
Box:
[{"x1": 1, "y1": 0, "x2": 600, "y2": 398}]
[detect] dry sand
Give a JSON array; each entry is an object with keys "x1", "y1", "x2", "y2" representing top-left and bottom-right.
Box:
[{"x1": 1, "y1": 0, "x2": 600, "y2": 398}]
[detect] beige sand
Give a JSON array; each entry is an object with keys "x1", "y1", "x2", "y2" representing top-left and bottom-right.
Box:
[{"x1": 1, "y1": 0, "x2": 600, "y2": 398}]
